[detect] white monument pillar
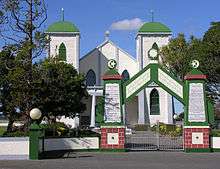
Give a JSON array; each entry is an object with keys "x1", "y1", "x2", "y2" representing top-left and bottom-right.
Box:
[
  {"x1": 90, "y1": 94, "x2": 96, "y2": 127},
  {"x1": 138, "y1": 91, "x2": 146, "y2": 124}
]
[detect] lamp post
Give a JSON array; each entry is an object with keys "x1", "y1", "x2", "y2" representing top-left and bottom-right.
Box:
[
  {"x1": 173, "y1": 114, "x2": 178, "y2": 125},
  {"x1": 29, "y1": 108, "x2": 42, "y2": 160}
]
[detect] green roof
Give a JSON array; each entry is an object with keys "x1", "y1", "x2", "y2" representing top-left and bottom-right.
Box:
[
  {"x1": 46, "y1": 21, "x2": 79, "y2": 33},
  {"x1": 138, "y1": 22, "x2": 171, "y2": 33}
]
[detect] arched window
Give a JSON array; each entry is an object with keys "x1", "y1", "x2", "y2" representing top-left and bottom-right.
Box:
[
  {"x1": 86, "y1": 69, "x2": 96, "y2": 86},
  {"x1": 122, "y1": 70, "x2": 130, "y2": 82},
  {"x1": 150, "y1": 89, "x2": 160, "y2": 115},
  {"x1": 58, "y1": 43, "x2": 66, "y2": 61},
  {"x1": 152, "y1": 42, "x2": 159, "y2": 50}
]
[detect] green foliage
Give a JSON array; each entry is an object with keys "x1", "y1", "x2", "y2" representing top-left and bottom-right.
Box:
[
  {"x1": 211, "y1": 129, "x2": 220, "y2": 137},
  {"x1": 3, "y1": 130, "x2": 29, "y2": 137},
  {"x1": 41, "y1": 122, "x2": 69, "y2": 137},
  {"x1": 33, "y1": 58, "x2": 88, "y2": 118},
  {"x1": 151, "y1": 123, "x2": 183, "y2": 137},
  {"x1": 161, "y1": 22, "x2": 220, "y2": 102},
  {"x1": 95, "y1": 97, "x2": 104, "y2": 124},
  {"x1": 75, "y1": 130, "x2": 100, "y2": 138},
  {"x1": 0, "y1": 126, "x2": 6, "y2": 136},
  {"x1": 0, "y1": 49, "x2": 87, "y2": 133},
  {"x1": 41, "y1": 122, "x2": 100, "y2": 138},
  {"x1": 134, "y1": 124, "x2": 150, "y2": 131}
]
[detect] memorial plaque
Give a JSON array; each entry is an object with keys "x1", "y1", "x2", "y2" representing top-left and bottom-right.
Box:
[
  {"x1": 188, "y1": 83, "x2": 206, "y2": 122},
  {"x1": 158, "y1": 69, "x2": 183, "y2": 99},
  {"x1": 104, "y1": 83, "x2": 121, "y2": 123},
  {"x1": 126, "y1": 69, "x2": 150, "y2": 98}
]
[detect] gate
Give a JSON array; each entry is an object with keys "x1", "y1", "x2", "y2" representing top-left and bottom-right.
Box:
[{"x1": 126, "y1": 123, "x2": 184, "y2": 151}]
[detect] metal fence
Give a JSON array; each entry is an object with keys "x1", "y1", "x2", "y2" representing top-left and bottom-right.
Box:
[{"x1": 125, "y1": 124, "x2": 184, "y2": 151}]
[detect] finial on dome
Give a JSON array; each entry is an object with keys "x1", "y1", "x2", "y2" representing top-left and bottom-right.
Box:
[
  {"x1": 61, "y1": 8, "x2": 64, "y2": 21},
  {"x1": 150, "y1": 9, "x2": 154, "y2": 22},
  {"x1": 105, "y1": 30, "x2": 110, "y2": 41}
]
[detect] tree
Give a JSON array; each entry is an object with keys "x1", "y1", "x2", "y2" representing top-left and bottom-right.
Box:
[
  {"x1": 0, "y1": 47, "x2": 19, "y2": 132},
  {"x1": 0, "y1": 1, "x2": 48, "y2": 130},
  {"x1": 161, "y1": 23, "x2": 220, "y2": 102},
  {"x1": 0, "y1": 0, "x2": 48, "y2": 112},
  {"x1": 32, "y1": 58, "x2": 88, "y2": 121},
  {"x1": 161, "y1": 33, "x2": 191, "y2": 80},
  {"x1": 0, "y1": 45, "x2": 35, "y2": 131}
]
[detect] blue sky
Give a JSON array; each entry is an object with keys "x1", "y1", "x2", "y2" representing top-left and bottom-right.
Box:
[
  {"x1": 45, "y1": 0, "x2": 219, "y2": 114},
  {"x1": 1, "y1": 0, "x2": 219, "y2": 113},
  {"x1": 45, "y1": 0, "x2": 219, "y2": 57}
]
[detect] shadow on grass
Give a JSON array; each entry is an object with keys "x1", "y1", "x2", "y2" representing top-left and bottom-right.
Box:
[{"x1": 40, "y1": 150, "x2": 93, "y2": 159}]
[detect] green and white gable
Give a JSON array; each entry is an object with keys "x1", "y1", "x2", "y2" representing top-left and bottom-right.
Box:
[{"x1": 80, "y1": 39, "x2": 138, "y2": 86}]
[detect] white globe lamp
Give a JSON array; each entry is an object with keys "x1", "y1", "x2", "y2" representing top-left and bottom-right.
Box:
[
  {"x1": 173, "y1": 114, "x2": 178, "y2": 120},
  {"x1": 30, "y1": 108, "x2": 42, "y2": 120}
]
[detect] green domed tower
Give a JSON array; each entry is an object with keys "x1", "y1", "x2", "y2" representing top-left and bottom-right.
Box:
[
  {"x1": 136, "y1": 12, "x2": 173, "y2": 125},
  {"x1": 45, "y1": 8, "x2": 80, "y2": 71}
]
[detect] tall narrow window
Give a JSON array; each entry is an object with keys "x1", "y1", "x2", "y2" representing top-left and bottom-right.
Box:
[
  {"x1": 150, "y1": 89, "x2": 160, "y2": 115},
  {"x1": 86, "y1": 69, "x2": 96, "y2": 86},
  {"x1": 122, "y1": 70, "x2": 130, "y2": 82},
  {"x1": 58, "y1": 43, "x2": 66, "y2": 61}
]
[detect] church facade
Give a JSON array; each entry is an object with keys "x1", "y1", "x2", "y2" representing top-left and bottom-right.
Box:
[{"x1": 45, "y1": 18, "x2": 174, "y2": 127}]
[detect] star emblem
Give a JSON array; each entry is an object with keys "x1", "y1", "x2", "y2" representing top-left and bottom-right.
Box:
[
  {"x1": 191, "y1": 60, "x2": 199, "y2": 69},
  {"x1": 107, "y1": 59, "x2": 117, "y2": 69}
]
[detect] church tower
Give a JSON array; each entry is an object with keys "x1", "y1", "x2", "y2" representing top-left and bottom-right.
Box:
[
  {"x1": 136, "y1": 17, "x2": 173, "y2": 124},
  {"x1": 45, "y1": 9, "x2": 80, "y2": 71}
]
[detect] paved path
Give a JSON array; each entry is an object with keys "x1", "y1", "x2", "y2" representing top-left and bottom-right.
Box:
[{"x1": 0, "y1": 151, "x2": 220, "y2": 169}]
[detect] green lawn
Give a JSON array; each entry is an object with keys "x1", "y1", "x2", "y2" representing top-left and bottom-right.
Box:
[{"x1": 0, "y1": 126, "x2": 6, "y2": 136}]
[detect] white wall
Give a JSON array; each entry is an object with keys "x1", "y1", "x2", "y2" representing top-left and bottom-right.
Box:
[
  {"x1": 0, "y1": 137, "x2": 29, "y2": 160},
  {"x1": 48, "y1": 33, "x2": 80, "y2": 71},
  {"x1": 118, "y1": 49, "x2": 138, "y2": 77},
  {"x1": 43, "y1": 137, "x2": 99, "y2": 151},
  {"x1": 145, "y1": 87, "x2": 173, "y2": 125},
  {"x1": 80, "y1": 41, "x2": 138, "y2": 86},
  {"x1": 136, "y1": 34, "x2": 171, "y2": 68},
  {"x1": 212, "y1": 137, "x2": 220, "y2": 149}
]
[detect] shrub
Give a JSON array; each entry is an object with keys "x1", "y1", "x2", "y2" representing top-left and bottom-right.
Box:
[
  {"x1": 211, "y1": 130, "x2": 220, "y2": 137},
  {"x1": 151, "y1": 123, "x2": 183, "y2": 137},
  {"x1": 134, "y1": 124, "x2": 150, "y2": 131},
  {"x1": 0, "y1": 127, "x2": 6, "y2": 136},
  {"x1": 40, "y1": 122, "x2": 69, "y2": 137},
  {"x1": 3, "y1": 130, "x2": 29, "y2": 137}
]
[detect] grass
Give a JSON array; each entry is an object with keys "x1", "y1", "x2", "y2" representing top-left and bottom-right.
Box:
[{"x1": 0, "y1": 126, "x2": 6, "y2": 136}]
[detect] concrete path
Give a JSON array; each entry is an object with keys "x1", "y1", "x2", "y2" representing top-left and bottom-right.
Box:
[{"x1": 0, "y1": 151, "x2": 220, "y2": 169}]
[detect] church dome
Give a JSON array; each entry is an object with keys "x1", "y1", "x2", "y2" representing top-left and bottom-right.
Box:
[
  {"x1": 46, "y1": 21, "x2": 79, "y2": 33},
  {"x1": 138, "y1": 22, "x2": 171, "y2": 33}
]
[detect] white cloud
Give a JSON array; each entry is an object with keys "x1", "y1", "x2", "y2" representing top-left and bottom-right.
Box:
[{"x1": 110, "y1": 18, "x2": 144, "y2": 31}]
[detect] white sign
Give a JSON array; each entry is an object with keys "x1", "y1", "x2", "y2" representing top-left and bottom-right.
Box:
[
  {"x1": 107, "y1": 133, "x2": 119, "y2": 145},
  {"x1": 188, "y1": 83, "x2": 206, "y2": 122},
  {"x1": 158, "y1": 69, "x2": 183, "y2": 99},
  {"x1": 126, "y1": 69, "x2": 150, "y2": 98},
  {"x1": 104, "y1": 83, "x2": 121, "y2": 123}
]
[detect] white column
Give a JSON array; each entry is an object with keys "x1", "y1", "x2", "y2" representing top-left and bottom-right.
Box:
[
  {"x1": 122, "y1": 104, "x2": 126, "y2": 125},
  {"x1": 138, "y1": 91, "x2": 146, "y2": 124},
  {"x1": 75, "y1": 34, "x2": 80, "y2": 72},
  {"x1": 90, "y1": 94, "x2": 96, "y2": 127}
]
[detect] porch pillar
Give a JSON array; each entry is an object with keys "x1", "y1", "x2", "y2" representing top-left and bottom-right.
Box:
[
  {"x1": 138, "y1": 90, "x2": 146, "y2": 124},
  {"x1": 90, "y1": 94, "x2": 96, "y2": 127}
]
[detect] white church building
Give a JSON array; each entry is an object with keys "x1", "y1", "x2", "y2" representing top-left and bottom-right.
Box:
[{"x1": 45, "y1": 16, "x2": 175, "y2": 127}]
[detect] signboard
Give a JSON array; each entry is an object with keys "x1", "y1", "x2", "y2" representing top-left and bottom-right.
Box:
[
  {"x1": 104, "y1": 83, "x2": 121, "y2": 123},
  {"x1": 158, "y1": 69, "x2": 183, "y2": 99},
  {"x1": 126, "y1": 69, "x2": 150, "y2": 98},
  {"x1": 188, "y1": 83, "x2": 206, "y2": 122}
]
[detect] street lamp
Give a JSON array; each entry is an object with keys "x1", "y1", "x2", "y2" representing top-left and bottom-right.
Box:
[
  {"x1": 173, "y1": 114, "x2": 178, "y2": 125},
  {"x1": 29, "y1": 108, "x2": 42, "y2": 160},
  {"x1": 30, "y1": 108, "x2": 42, "y2": 120}
]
